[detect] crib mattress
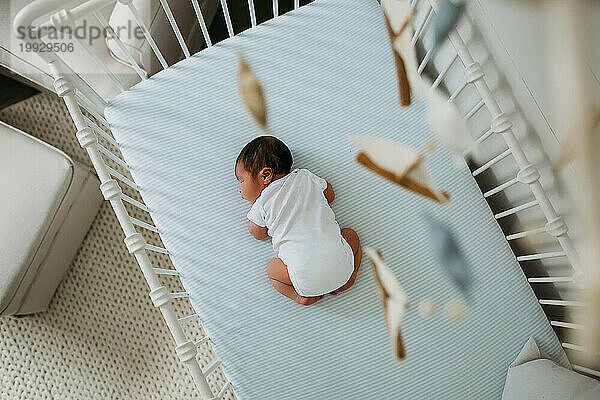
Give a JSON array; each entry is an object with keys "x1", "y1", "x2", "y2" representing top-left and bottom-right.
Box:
[{"x1": 105, "y1": 0, "x2": 567, "y2": 398}]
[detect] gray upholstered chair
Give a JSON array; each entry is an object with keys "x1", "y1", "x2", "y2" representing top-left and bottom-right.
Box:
[{"x1": 0, "y1": 121, "x2": 103, "y2": 315}]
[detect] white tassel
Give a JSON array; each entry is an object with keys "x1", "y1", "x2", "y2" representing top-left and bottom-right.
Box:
[{"x1": 424, "y1": 83, "x2": 479, "y2": 166}]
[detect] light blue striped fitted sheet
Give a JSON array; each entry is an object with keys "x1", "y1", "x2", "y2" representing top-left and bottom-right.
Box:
[{"x1": 106, "y1": 0, "x2": 567, "y2": 398}]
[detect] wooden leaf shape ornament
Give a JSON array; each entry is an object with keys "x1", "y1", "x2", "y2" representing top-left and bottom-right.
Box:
[
  {"x1": 238, "y1": 55, "x2": 268, "y2": 130},
  {"x1": 381, "y1": 0, "x2": 421, "y2": 105},
  {"x1": 366, "y1": 247, "x2": 409, "y2": 360},
  {"x1": 350, "y1": 135, "x2": 450, "y2": 203}
]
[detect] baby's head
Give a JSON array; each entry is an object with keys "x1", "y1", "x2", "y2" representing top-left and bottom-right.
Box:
[{"x1": 235, "y1": 136, "x2": 293, "y2": 203}]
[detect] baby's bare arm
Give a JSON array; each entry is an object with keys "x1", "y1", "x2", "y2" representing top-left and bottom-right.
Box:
[
  {"x1": 323, "y1": 181, "x2": 335, "y2": 203},
  {"x1": 248, "y1": 221, "x2": 268, "y2": 240}
]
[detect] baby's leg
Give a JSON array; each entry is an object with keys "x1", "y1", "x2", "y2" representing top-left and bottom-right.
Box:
[
  {"x1": 266, "y1": 258, "x2": 323, "y2": 306},
  {"x1": 331, "y1": 228, "x2": 362, "y2": 295}
]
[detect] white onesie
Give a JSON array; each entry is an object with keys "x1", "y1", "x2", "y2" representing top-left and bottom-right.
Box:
[{"x1": 247, "y1": 169, "x2": 354, "y2": 297}]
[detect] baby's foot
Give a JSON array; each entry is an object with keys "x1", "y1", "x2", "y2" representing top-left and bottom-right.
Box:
[{"x1": 296, "y1": 294, "x2": 324, "y2": 306}]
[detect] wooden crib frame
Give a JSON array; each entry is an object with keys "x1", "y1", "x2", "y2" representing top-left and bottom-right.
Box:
[{"x1": 13, "y1": 0, "x2": 595, "y2": 397}]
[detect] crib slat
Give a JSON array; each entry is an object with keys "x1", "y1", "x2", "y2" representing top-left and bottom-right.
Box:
[
  {"x1": 72, "y1": 36, "x2": 125, "y2": 92},
  {"x1": 145, "y1": 244, "x2": 170, "y2": 254},
  {"x1": 159, "y1": 0, "x2": 190, "y2": 58},
  {"x1": 431, "y1": 54, "x2": 457, "y2": 89},
  {"x1": 97, "y1": 144, "x2": 129, "y2": 169},
  {"x1": 203, "y1": 359, "x2": 222, "y2": 376},
  {"x1": 412, "y1": 5, "x2": 433, "y2": 46},
  {"x1": 127, "y1": 2, "x2": 168, "y2": 69},
  {"x1": 528, "y1": 277, "x2": 573, "y2": 283},
  {"x1": 562, "y1": 343, "x2": 600, "y2": 357},
  {"x1": 573, "y1": 365, "x2": 600, "y2": 378},
  {"x1": 84, "y1": 116, "x2": 119, "y2": 147},
  {"x1": 106, "y1": 166, "x2": 140, "y2": 191},
  {"x1": 472, "y1": 149, "x2": 511, "y2": 176},
  {"x1": 191, "y1": 0, "x2": 212, "y2": 46},
  {"x1": 539, "y1": 299, "x2": 584, "y2": 307},
  {"x1": 120, "y1": 193, "x2": 150, "y2": 213},
  {"x1": 448, "y1": 81, "x2": 467, "y2": 103},
  {"x1": 76, "y1": 95, "x2": 108, "y2": 125},
  {"x1": 562, "y1": 342, "x2": 586, "y2": 352},
  {"x1": 94, "y1": 11, "x2": 146, "y2": 80},
  {"x1": 273, "y1": 0, "x2": 279, "y2": 17},
  {"x1": 130, "y1": 216, "x2": 160, "y2": 233},
  {"x1": 505, "y1": 226, "x2": 546, "y2": 241},
  {"x1": 495, "y1": 200, "x2": 538, "y2": 219},
  {"x1": 475, "y1": 127, "x2": 493, "y2": 145},
  {"x1": 153, "y1": 267, "x2": 180, "y2": 276},
  {"x1": 464, "y1": 99, "x2": 485, "y2": 119},
  {"x1": 195, "y1": 336, "x2": 211, "y2": 347},
  {"x1": 483, "y1": 177, "x2": 518, "y2": 197},
  {"x1": 220, "y1": 0, "x2": 235, "y2": 37},
  {"x1": 417, "y1": 47, "x2": 433, "y2": 75},
  {"x1": 517, "y1": 251, "x2": 566, "y2": 261},
  {"x1": 248, "y1": 0, "x2": 257, "y2": 27},
  {"x1": 217, "y1": 381, "x2": 232, "y2": 399},
  {"x1": 551, "y1": 320, "x2": 584, "y2": 330},
  {"x1": 294, "y1": 0, "x2": 300, "y2": 9},
  {"x1": 178, "y1": 314, "x2": 200, "y2": 324},
  {"x1": 170, "y1": 292, "x2": 190, "y2": 299}
]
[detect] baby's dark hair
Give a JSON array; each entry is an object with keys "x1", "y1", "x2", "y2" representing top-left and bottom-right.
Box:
[{"x1": 236, "y1": 136, "x2": 293, "y2": 176}]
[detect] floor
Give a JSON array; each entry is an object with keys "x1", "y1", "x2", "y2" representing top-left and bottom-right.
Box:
[{"x1": 0, "y1": 72, "x2": 38, "y2": 110}]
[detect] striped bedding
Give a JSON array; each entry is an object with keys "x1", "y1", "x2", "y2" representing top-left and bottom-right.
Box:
[{"x1": 105, "y1": 0, "x2": 567, "y2": 398}]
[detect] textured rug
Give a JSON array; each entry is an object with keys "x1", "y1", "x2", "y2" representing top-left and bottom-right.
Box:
[{"x1": 0, "y1": 92, "x2": 232, "y2": 399}]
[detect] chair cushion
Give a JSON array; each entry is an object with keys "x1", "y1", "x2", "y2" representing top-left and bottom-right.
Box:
[{"x1": 0, "y1": 121, "x2": 73, "y2": 313}]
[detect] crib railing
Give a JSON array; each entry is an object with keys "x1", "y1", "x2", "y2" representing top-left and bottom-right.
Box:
[
  {"x1": 13, "y1": 0, "x2": 597, "y2": 396},
  {"x1": 14, "y1": 1, "x2": 233, "y2": 398}
]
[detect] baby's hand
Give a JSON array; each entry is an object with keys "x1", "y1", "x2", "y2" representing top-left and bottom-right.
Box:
[{"x1": 248, "y1": 221, "x2": 268, "y2": 240}]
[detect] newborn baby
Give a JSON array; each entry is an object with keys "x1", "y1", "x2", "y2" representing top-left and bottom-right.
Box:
[{"x1": 235, "y1": 136, "x2": 362, "y2": 306}]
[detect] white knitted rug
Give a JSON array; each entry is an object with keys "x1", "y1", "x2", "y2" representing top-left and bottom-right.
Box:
[{"x1": 0, "y1": 93, "x2": 233, "y2": 400}]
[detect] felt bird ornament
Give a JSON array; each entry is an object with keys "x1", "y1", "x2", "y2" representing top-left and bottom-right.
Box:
[
  {"x1": 432, "y1": 0, "x2": 466, "y2": 50},
  {"x1": 238, "y1": 55, "x2": 268, "y2": 131},
  {"x1": 381, "y1": 0, "x2": 421, "y2": 105},
  {"x1": 425, "y1": 216, "x2": 471, "y2": 295},
  {"x1": 366, "y1": 247, "x2": 409, "y2": 360},
  {"x1": 350, "y1": 135, "x2": 450, "y2": 203},
  {"x1": 424, "y1": 83, "x2": 479, "y2": 165}
]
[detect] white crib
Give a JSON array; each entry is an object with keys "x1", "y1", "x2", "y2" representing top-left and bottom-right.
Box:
[{"x1": 13, "y1": 0, "x2": 596, "y2": 398}]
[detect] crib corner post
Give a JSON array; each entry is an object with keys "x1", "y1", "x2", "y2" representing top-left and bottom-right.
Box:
[{"x1": 50, "y1": 62, "x2": 75, "y2": 99}]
